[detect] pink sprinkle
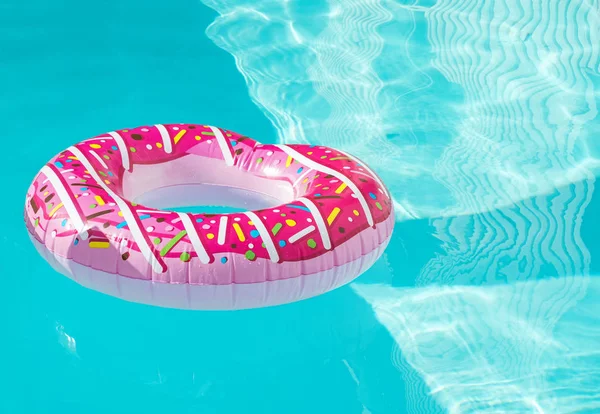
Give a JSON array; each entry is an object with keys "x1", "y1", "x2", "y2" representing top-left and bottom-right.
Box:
[
  {"x1": 171, "y1": 217, "x2": 181, "y2": 224},
  {"x1": 330, "y1": 179, "x2": 339, "y2": 183},
  {"x1": 348, "y1": 217, "x2": 353, "y2": 222},
  {"x1": 274, "y1": 159, "x2": 281, "y2": 165},
  {"x1": 202, "y1": 224, "x2": 210, "y2": 230},
  {"x1": 165, "y1": 225, "x2": 174, "y2": 232},
  {"x1": 146, "y1": 144, "x2": 152, "y2": 150}
]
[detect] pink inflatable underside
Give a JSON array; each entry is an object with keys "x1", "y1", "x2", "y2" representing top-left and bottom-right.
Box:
[{"x1": 29, "y1": 221, "x2": 392, "y2": 310}]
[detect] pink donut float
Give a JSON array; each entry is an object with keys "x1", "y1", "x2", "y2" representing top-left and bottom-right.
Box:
[{"x1": 24, "y1": 124, "x2": 394, "y2": 309}]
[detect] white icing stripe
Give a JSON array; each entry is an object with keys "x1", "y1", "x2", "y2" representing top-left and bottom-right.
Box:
[
  {"x1": 208, "y1": 126, "x2": 234, "y2": 167},
  {"x1": 155, "y1": 124, "x2": 173, "y2": 154},
  {"x1": 346, "y1": 154, "x2": 389, "y2": 197},
  {"x1": 108, "y1": 131, "x2": 130, "y2": 170},
  {"x1": 68, "y1": 146, "x2": 165, "y2": 273},
  {"x1": 89, "y1": 150, "x2": 108, "y2": 169},
  {"x1": 135, "y1": 210, "x2": 173, "y2": 214},
  {"x1": 41, "y1": 165, "x2": 88, "y2": 240},
  {"x1": 288, "y1": 225, "x2": 316, "y2": 244},
  {"x1": 297, "y1": 197, "x2": 332, "y2": 250},
  {"x1": 178, "y1": 213, "x2": 211, "y2": 264},
  {"x1": 276, "y1": 145, "x2": 374, "y2": 227},
  {"x1": 218, "y1": 216, "x2": 227, "y2": 245},
  {"x1": 244, "y1": 211, "x2": 279, "y2": 263},
  {"x1": 43, "y1": 168, "x2": 74, "y2": 183}
]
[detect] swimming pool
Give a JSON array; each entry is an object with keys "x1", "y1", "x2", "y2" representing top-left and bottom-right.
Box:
[{"x1": 3, "y1": 0, "x2": 600, "y2": 412}]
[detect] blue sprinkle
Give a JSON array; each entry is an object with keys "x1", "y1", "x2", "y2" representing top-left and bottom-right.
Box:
[
  {"x1": 139, "y1": 214, "x2": 151, "y2": 220},
  {"x1": 315, "y1": 193, "x2": 321, "y2": 197},
  {"x1": 80, "y1": 187, "x2": 88, "y2": 191},
  {"x1": 196, "y1": 218, "x2": 204, "y2": 223},
  {"x1": 74, "y1": 238, "x2": 79, "y2": 245},
  {"x1": 111, "y1": 146, "x2": 118, "y2": 151},
  {"x1": 116, "y1": 221, "x2": 128, "y2": 229},
  {"x1": 309, "y1": 145, "x2": 316, "y2": 148},
  {"x1": 297, "y1": 167, "x2": 303, "y2": 174},
  {"x1": 220, "y1": 257, "x2": 228, "y2": 264},
  {"x1": 250, "y1": 229, "x2": 260, "y2": 238},
  {"x1": 369, "y1": 192, "x2": 377, "y2": 200},
  {"x1": 61, "y1": 219, "x2": 67, "y2": 227},
  {"x1": 54, "y1": 161, "x2": 64, "y2": 168},
  {"x1": 66, "y1": 159, "x2": 73, "y2": 163},
  {"x1": 231, "y1": 141, "x2": 237, "y2": 146},
  {"x1": 107, "y1": 171, "x2": 114, "y2": 177},
  {"x1": 278, "y1": 240, "x2": 286, "y2": 247},
  {"x1": 286, "y1": 204, "x2": 310, "y2": 212}
]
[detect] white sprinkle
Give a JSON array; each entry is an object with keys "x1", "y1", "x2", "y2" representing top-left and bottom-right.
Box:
[
  {"x1": 202, "y1": 224, "x2": 210, "y2": 230},
  {"x1": 82, "y1": 193, "x2": 89, "y2": 197},
  {"x1": 307, "y1": 218, "x2": 313, "y2": 223},
  {"x1": 210, "y1": 220, "x2": 216, "y2": 224},
  {"x1": 146, "y1": 144, "x2": 152, "y2": 150},
  {"x1": 343, "y1": 166, "x2": 350, "y2": 169},
  {"x1": 348, "y1": 217, "x2": 353, "y2": 222},
  {"x1": 248, "y1": 243, "x2": 254, "y2": 249},
  {"x1": 141, "y1": 128, "x2": 149, "y2": 132},
  {"x1": 325, "y1": 150, "x2": 331, "y2": 153},
  {"x1": 68, "y1": 176, "x2": 75, "y2": 179},
  {"x1": 274, "y1": 209, "x2": 280, "y2": 213},
  {"x1": 173, "y1": 127, "x2": 180, "y2": 131},
  {"x1": 207, "y1": 140, "x2": 212, "y2": 144},
  {"x1": 234, "y1": 217, "x2": 241, "y2": 222},
  {"x1": 108, "y1": 202, "x2": 116, "y2": 206},
  {"x1": 266, "y1": 151, "x2": 273, "y2": 156},
  {"x1": 51, "y1": 230, "x2": 57, "y2": 238},
  {"x1": 100, "y1": 140, "x2": 106, "y2": 143},
  {"x1": 146, "y1": 226, "x2": 154, "y2": 232},
  {"x1": 330, "y1": 179, "x2": 339, "y2": 183},
  {"x1": 274, "y1": 159, "x2": 281, "y2": 165},
  {"x1": 351, "y1": 193, "x2": 358, "y2": 198}
]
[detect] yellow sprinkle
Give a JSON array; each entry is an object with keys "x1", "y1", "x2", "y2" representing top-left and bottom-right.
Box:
[
  {"x1": 156, "y1": 142, "x2": 163, "y2": 148},
  {"x1": 286, "y1": 155, "x2": 293, "y2": 167},
  {"x1": 94, "y1": 195, "x2": 105, "y2": 206},
  {"x1": 173, "y1": 129, "x2": 187, "y2": 144},
  {"x1": 43, "y1": 191, "x2": 49, "y2": 196},
  {"x1": 307, "y1": 151, "x2": 313, "y2": 155},
  {"x1": 104, "y1": 180, "x2": 111, "y2": 185},
  {"x1": 67, "y1": 156, "x2": 78, "y2": 160},
  {"x1": 207, "y1": 233, "x2": 215, "y2": 240},
  {"x1": 248, "y1": 221, "x2": 254, "y2": 226},
  {"x1": 195, "y1": 135, "x2": 202, "y2": 141},
  {"x1": 315, "y1": 183, "x2": 322, "y2": 188},
  {"x1": 353, "y1": 210, "x2": 359, "y2": 216},
  {"x1": 303, "y1": 177, "x2": 309, "y2": 184},
  {"x1": 335, "y1": 183, "x2": 347, "y2": 194},
  {"x1": 285, "y1": 219, "x2": 297, "y2": 227},
  {"x1": 330, "y1": 156, "x2": 350, "y2": 161},
  {"x1": 118, "y1": 211, "x2": 123, "y2": 217},
  {"x1": 49, "y1": 203, "x2": 64, "y2": 217},
  {"x1": 89, "y1": 144, "x2": 101, "y2": 149},
  {"x1": 89, "y1": 241, "x2": 110, "y2": 249},
  {"x1": 232, "y1": 223, "x2": 246, "y2": 242},
  {"x1": 327, "y1": 207, "x2": 341, "y2": 225}
]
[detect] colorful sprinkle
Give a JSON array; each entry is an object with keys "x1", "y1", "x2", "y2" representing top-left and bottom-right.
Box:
[
  {"x1": 278, "y1": 240, "x2": 286, "y2": 247},
  {"x1": 271, "y1": 223, "x2": 282, "y2": 236},
  {"x1": 207, "y1": 233, "x2": 215, "y2": 239},
  {"x1": 376, "y1": 201, "x2": 383, "y2": 210},
  {"x1": 221, "y1": 257, "x2": 228, "y2": 264},
  {"x1": 160, "y1": 230, "x2": 188, "y2": 256},
  {"x1": 335, "y1": 183, "x2": 347, "y2": 194},
  {"x1": 232, "y1": 223, "x2": 246, "y2": 241},
  {"x1": 327, "y1": 207, "x2": 341, "y2": 225},
  {"x1": 297, "y1": 167, "x2": 303, "y2": 174},
  {"x1": 250, "y1": 229, "x2": 260, "y2": 238},
  {"x1": 89, "y1": 204, "x2": 97, "y2": 209},
  {"x1": 245, "y1": 250, "x2": 256, "y2": 261},
  {"x1": 369, "y1": 192, "x2": 377, "y2": 199},
  {"x1": 231, "y1": 141, "x2": 237, "y2": 146},
  {"x1": 256, "y1": 157, "x2": 263, "y2": 164},
  {"x1": 94, "y1": 195, "x2": 105, "y2": 206},
  {"x1": 195, "y1": 135, "x2": 202, "y2": 141},
  {"x1": 153, "y1": 237, "x2": 161, "y2": 245},
  {"x1": 121, "y1": 252, "x2": 129, "y2": 260},
  {"x1": 285, "y1": 219, "x2": 297, "y2": 227},
  {"x1": 61, "y1": 219, "x2": 67, "y2": 227},
  {"x1": 173, "y1": 130, "x2": 187, "y2": 144},
  {"x1": 89, "y1": 144, "x2": 101, "y2": 149},
  {"x1": 307, "y1": 239, "x2": 317, "y2": 248},
  {"x1": 286, "y1": 155, "x2": 293, "y2": 167},
  {"x1": 286, "y1": 204, "x2": 310, "y2": 212},
  {"x1": 196, "y1": 218, "x2": 204, "y2": 223},
  {"x1": 180, "y1": 252, "x2": 191, "y2": 262},
  {"x1": 89, "y1": 240, "x2": 110, "y2": 249},
  {"x1": 353, "y1": 210, "x2": 360, "y2": 216},
  {"x1": 129, "y1": 147, "x2": 136, "y2": 153}
]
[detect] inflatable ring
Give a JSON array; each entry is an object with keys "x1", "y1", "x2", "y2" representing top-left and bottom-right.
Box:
[{"x1": 25, "y1": 124, "x2": 394, "y2": 309}]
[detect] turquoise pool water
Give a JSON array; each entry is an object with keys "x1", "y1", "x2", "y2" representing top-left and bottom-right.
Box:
[{"x1": 3, "y1": 0, "x2": 600, "y2": 413}]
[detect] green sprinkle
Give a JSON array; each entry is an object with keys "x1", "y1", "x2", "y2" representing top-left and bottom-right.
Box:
[
  {"x1": 375, "y1": 201, "x2": 382, "y2": 211},
  {"x1": 280, "y1": 213, "x2": 286, "y2": 217},
  {"x1": 153, "y1": 237, "x2": 161, "y2": 245},
  {"x1": 245, "y1": 250, "x2": 256, "y2": 261},
  {"x1": 103, "y1": 155, "x2": 110, "y2": 160},
  {"x1": 307, "y1": 239, "x2": 317, "y2": 248},
  {"x1": 271, "y1": 222, "x2": 282, "y2": 236},
  {"x1": 160, "y1": 230, "x2": 187, "y2": 257},
  {"x1": 201, "y1": 131, "x2": 215, "y2": 136},
  {"x1": 180, "y1": 252, "x2": 191, "y2": 262},
  {"x1": 34, "y1": 218, "x2": 39, "y2": 227},
  {"x1": 98, "y1": 171, "x2": 107, "y2": 177},
  {"x1": 129, "y1": 147, "x2": 136, "y2": 153},
  {"x1": 256, "y1": 157, "x2": 263, "y2": 164},
  {"x1": 261, "y1": 243, "x2": 266, "y2": 248},
  {"x1": 89, "y1": 204, "x2": 97, "y2": 209}
]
